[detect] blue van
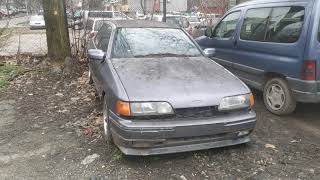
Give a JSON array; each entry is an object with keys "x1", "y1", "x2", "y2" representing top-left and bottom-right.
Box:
[{"x1": 196, "y1": 0, "x2": 320, "y2": 115}]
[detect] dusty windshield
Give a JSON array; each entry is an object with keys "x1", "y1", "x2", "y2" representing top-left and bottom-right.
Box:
[{"x1": 112, "y1": 28, "x2": 202, "y2": 58}]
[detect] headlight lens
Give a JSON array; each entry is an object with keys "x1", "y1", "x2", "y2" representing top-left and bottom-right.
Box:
[
  {"x1": 218, "y1": 94, "x2": 254, "y2": 111},
  {"x1": 130, "y1": 102, "x2": 174, "y2": 116}
]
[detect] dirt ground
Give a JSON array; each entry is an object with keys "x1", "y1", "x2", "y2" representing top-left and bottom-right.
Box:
[{"x1": 0, "y1": 62, "x2": 320, "y2": 180}]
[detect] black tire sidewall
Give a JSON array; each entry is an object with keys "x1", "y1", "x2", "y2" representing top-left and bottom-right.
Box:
[{"x1": 263, "y1": 78, "x2": 296, "y2": 115}]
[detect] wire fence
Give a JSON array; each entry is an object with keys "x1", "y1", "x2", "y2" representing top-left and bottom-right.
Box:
[{"x1": 0, "y1": 0, "x2": 242, "y2": 59}]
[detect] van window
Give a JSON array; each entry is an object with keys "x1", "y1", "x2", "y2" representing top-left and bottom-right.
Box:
[
  {"x1": 266, "y1": 6, "x2": 305, "y2": 43},
  {"x1": 241, "y1": 8, "x2": 272, "y2": 41},
  {"x1": 241, "y1": 6, "x2": 305, "y2": 43},
  {"x1": 213, "y1": 11, "x2": 241, "y2": 38},
  {"x1": 318, "y1": 19, "x2": 320, "y2": 42}
]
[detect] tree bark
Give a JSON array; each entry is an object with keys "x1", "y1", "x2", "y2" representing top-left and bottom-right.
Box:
[{"x1": 43, "y1": 0, "x2": 71, "y2": 62}]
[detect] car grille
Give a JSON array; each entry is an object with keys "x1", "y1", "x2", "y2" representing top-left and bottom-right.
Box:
[{"x1": 174, "y1": 106, "x2": 227, "y2": 119}]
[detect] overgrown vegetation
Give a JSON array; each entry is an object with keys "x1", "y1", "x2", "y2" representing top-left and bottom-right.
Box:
[{"x1": 0, "y1": 65, "x2": 25, "y2": 90}]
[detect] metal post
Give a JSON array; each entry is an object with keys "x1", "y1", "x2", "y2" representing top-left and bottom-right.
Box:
[
  {"x1": 26, "y1": 0, "x2": 28, "y2": 16},
  {"x1": 162, "y1": 0, "x2": 166, "y2": 22}
]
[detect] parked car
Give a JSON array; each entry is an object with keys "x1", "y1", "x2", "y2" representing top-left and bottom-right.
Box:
[
  {"x1": 187, "y1": 16, "x2": 201, "y2": 27},
  {"x1": 29, "y1": 15, "x2": 45, "y2": 29},
  {"x1": 0, "y1": 8, "x2": 9, "y2": 17},
  {"x1": 87, "y1": 20, "x2": 256, "y2": 156},
  {"x1": 82, "y1": 10, "x2": 130, "y2": 26},
  {"x1": 149, "y1": 14, "x2": 193, "y2": 35},
  {"x1": 0, "y1": 10, "x2": 5, "y2": 18},
  {"x1": 196, "y1": 0, "x2": 320, "y2": 115}
]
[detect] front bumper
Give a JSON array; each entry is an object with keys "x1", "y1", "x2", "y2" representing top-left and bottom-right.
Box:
[
  {"x1": 30, "y1": 25, "x2": 46, "y2": 29},
  {"x1": 287, "y1": 77, "x2": 320, "y2": 103},
  {"x1": 109, "y1": 110, "x2": 256, "y2": 156}
]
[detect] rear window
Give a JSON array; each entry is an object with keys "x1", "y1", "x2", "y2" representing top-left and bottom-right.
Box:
[
  {"x1": 241, "y1": 6, "x2": 305, "y2": 43},
  {"x1": 31, "y1": 15, "x2": 44, "y2": 21},
  {"x1": 88, "y1": 11, "x2": 112, "y2": 18}
]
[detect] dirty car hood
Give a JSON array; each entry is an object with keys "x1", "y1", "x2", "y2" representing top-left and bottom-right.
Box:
[{"x1": 112, "y1": 57, "x2": 250, "y2": 108}]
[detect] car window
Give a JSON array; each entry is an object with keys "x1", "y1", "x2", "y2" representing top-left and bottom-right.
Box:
[
  {"x1": 240, "y1": 8, "x2": 272, "y2": 41},
  {"x1": 94, "y1": 20, "x2": 104, "y2": 31},
  {"x1": 96, "y1": 24, "x2": 113, "y2": 51},
  {"x1": 318, "y1": 18, "x2": 320, "y2": 42},
  {"x1": 86, "y1": 19, "x2": 94, "y2": 31},
  {"x1": 112, "y1": 28, "x2": 202, "y2": 58},
  {"x1": 213, "y1": 11, "x2": 241, "y2": 38},
  {"x1": 266, "y1": 6, "x2": 305, "y2": 43},
  {"x1": 89, "y1": 11, "x2": 112, "y2": 18},
  {"x1": 241, "y1": 6, "x2": 305, "y2": 43}
]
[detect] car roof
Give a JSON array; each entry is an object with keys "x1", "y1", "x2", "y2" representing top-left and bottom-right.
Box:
[
  {"x1": 108, "y1": 20, "x2": 179, "y2": 28},
  {"x1": 233, "y1": 0, "x2": 312, "y2": 9}
]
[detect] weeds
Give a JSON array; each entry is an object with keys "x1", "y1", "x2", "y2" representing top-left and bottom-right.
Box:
[
  {"x1": 0, "y1": 65, "x2": 25, "y2": 90},
  {"x1": 111, "y1": 148, "x2": 124, "y2": 161}
]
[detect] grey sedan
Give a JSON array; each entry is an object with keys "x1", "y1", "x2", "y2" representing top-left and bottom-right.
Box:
[{"x1": 87, "y1": 20, "x2": 256, "y2": 156}]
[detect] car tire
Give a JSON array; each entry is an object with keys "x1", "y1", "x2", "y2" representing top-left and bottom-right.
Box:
[
  {"x1": 263, "y1": 78, "x2": 296, "y2": 115},
  {"x1": 100, "y1": 95, "x2": 113, "y2": 144},
  {"x1": 88, "y1": 68, "x2": 93, "y2": 84}
]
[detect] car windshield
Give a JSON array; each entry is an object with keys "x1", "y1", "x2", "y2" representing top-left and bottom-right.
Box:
[
  {"x1": 189, "y1": 17, "x2": 200, "y2": 22},
  {"x1": 113, "y1": 28, "x2": 202, "y2": 58},
  {"x1": 31, "y1": 15, "x2": 44, "y2": 21}
]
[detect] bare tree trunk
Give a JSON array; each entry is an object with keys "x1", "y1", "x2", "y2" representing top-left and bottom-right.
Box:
[
  {"x1": 140, "y1": 0, "x2": 146, "y2": 15},
  {"x1": 42, "y1": 0, "x2": 71, "y2": 62}
]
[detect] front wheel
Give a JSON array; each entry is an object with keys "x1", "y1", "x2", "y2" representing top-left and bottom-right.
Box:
[
  {"x1": 100, "y1": 95, "x2": 113, "y2": 144},
  {"x1": 263, "y1": 78, "x2": 296, "y2": 115},
  {"x1": 88, "y1": 67, "x2": 93, "y2": 84}
]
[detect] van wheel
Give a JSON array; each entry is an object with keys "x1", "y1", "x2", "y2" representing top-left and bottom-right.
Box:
[
  {"x1": 100, "y1": 95, "x2": 113, "y2": 144},
  {"x1": 263, "y1": 78, "x2": 296, "y2": 115}
]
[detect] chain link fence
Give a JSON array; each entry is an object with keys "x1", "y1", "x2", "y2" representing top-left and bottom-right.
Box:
[{"x1": 0, "y1": 0, "x2": 244, "y2": 59}]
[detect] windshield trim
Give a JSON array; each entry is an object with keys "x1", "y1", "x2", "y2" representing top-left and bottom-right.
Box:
[{"x1": 111, "y1": 27, "x2": 203, "y2": 59}]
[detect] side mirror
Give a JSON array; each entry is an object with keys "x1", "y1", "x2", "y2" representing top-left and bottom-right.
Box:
[
  {"x1": 203, "y1": 48, "x2": 216, "y2": 57},
  {"x1": 88, "y1": 49, "x2": 105, "y2": 61},
  {"x1": 204, "y1": 27, "x2": 213, "y2": 37}
]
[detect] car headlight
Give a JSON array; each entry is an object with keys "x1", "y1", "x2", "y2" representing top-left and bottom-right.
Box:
[
  {"x1": 116, "y1": 101, "x2": 174, "y2": 116},
  {"x1": 218, "y1": 94, "x2": 254, "y2": 111}
]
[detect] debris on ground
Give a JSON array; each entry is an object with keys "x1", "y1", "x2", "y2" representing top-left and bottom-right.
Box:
[
  {"x1": 81, "y1": 154, "x2": 100, "y2": 165},
  {"x1": 265, "y1": 144, "x2": 276, "y2": 149}
]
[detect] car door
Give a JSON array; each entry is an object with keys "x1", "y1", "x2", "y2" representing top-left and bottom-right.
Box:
[
  {"x1": 96, "y1": 24, "x2": 113, "y2": 90},
  {"x1": 234, "y1": 5, "x2": 307, "y2": 89},
  {"x1": 202, "y1": 11, "x2": 242, "y2": 71},
  {"x1": 90, "y1": 24, "x2": 113, "y2": 93}
]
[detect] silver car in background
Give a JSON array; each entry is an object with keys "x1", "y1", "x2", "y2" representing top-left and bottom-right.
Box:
[{"x1": 29, "y1": 15, "x2": 45, "y2": 29}]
